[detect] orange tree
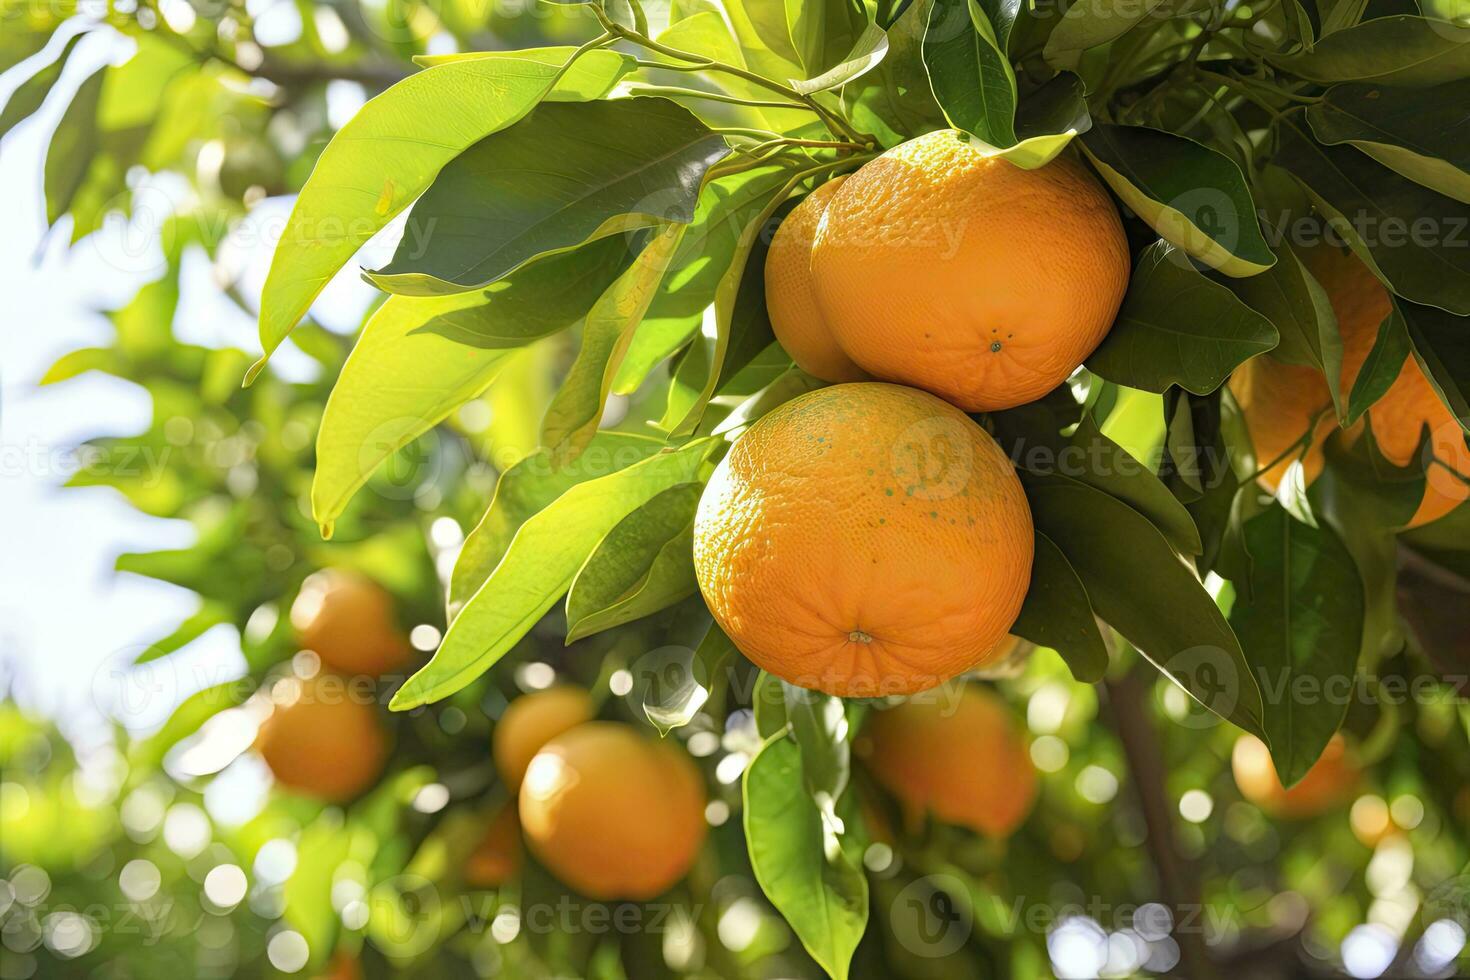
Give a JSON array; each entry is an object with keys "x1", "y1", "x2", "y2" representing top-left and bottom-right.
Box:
[{"x1": 5, "y1": 0, "x2": 1470, "y2": 976}]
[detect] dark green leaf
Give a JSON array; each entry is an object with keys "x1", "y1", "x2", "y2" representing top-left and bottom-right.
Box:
[
  {"x1": 1275, "y1": 115, "x2": 1470, "y2": 315},
  {"x1": 1081, "y1": 124, "x2": 1275, "y2": 276},
  {"x1": 1306, "y1": 79, "x2": 1470, "y2": 203},
  {"x1": 564, "y1": 483, "x2": 703, "y2": 642},
  {"x1": 644, "y1": 622, "x2": 738, "y2": 734},
  {"x1": 1228, "y1": 504, "x2": 1364, "y2": 785},
  {"x1": 1025, "y1": 473, "x2": 1265, "y2": 736},
  {"x1": 368, "y1": 98, "x2": 728, "y2": 295},
  {"x1": 43, "y1": 66, "x2": 104, "y2": 225},
  {"x1": 1087, "y1": 241, "x2": 1280, "y2": 395},
  {"x1": 1226, "y1": 243, "x2": 1346, "y2": 415},
  {"x1": 0, "y1": 32, "x2": 83, "y2": 141},
  {"x1": 1345, "y1": 303, "x2": 1408, "y2": 425},
  {"x1": 1011, "y1": 531, "x2": 1109, "y2": 682},
  {"x1": 1398, "y1": 296, "x2": 1470, "y2": 432},
  {"x1": 923, "y1": 0, "x2": 1017, "y2": 145},
  {"x1": 1043, "y1": 0, "x2": 1169, "y2": 71},
  {"x1": 1270, "y1": 14, "x2": 1470, "y2": 87},
  {"x1": 410, "y1": 236, "x2": 633, "y2": 348}
]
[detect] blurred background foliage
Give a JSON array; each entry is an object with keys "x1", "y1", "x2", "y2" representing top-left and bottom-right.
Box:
[{"x1": 2, "y1": 0, "x2": 1469, "y2": 977}]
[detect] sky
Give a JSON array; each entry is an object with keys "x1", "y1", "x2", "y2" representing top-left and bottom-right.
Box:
[{"x1": 0, "y1": 29, "x2": 377, "y2": 744}]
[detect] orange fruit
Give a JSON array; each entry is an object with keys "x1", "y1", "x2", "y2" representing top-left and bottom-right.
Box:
[
  {"x1": 765, "y1": 176, "x2": 867, "y2": 383},
  {"x1": 315, "y1": 951, "x2": 362, "y2": 980},
  {"x1": 519, "y1": 722, "x2": 706, "y2": 900},
  {"x1": 465, "y1": 804, "x2": 522, "y2": 887},
  {"x1": 492, "y1": 686, "x2": 595, "y2": 790},
  {"x1": 1232, "y1": 733, "x2": 1359, "y2": 819},
  {"x1": 256, "y1": 674, "x2": 389, "y2": 802},
  {"x1": 1229, "y1": 246, "x2": 1469, "y2": 527},
  {"x1": 808, "y1": 131, "x2": 1130, "y2": 412},
  {"x1": 856, "y1": 683, "x2": 1037, "y2": 837},
  {"x1": 292, "y1": 570, "x2": 410, "y2": 678},
  {"x1": 693, "y1": 382, "x2": 1033, "y2": 697}
]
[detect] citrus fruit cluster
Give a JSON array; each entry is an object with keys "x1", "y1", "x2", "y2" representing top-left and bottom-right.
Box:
[
  {"x1": 256, "y1": 571, "x2": 407, "y2": 802},
  {"x1": 478, "y1": 687, "x2": 708, "y2": 900},
  {"x1": 1230, "y1": 245, "x2": 1470, "y2": 527},
  {"x1": 695, "y1": 132, "x2": 1132, "y2": 698}
]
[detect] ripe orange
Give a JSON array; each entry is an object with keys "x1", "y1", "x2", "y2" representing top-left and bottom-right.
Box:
[
  {"x1": 465, "y1": 804, "x2": 522, "y2": 887},
  {"x1": 315, "y1": 951, "x2": 362, "y2": 980},
  {"x1": 519, "y1": 722, "x2": 706, "y2": 900},
  {"x1": 1231, "y1": 733, "x2": 1359, "y2": 819},
  {"x1": 765, "y1": 176, "x2": 867, "y2": 383},
  {"x1": 856, "y1": 683, "x2": 1037, "y2": 837},
  {"x1": 693, "y1": 383, "x2": 1033, "y2": 697},
  {"x1": 1230, "y1": 246, "x2": 1469, "y2": 527},
  {"x1": 256, "y1": 674, "x2": 389, "y2": 802},
  {"x1": 807, "y1": 131, "x2": 1130, "y2": 412},
  {"x1": 292, "y1": 570, "x2": 410, "y2": 678},
  {"x1": 492, "y1": 686, "x2": 595, "y2": 790}
]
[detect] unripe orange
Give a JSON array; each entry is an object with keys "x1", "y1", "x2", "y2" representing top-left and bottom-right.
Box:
[
  {"x1": 519, "y1": 722, "x2": 706, "y2": 900},
  {"x1": 856, "y1": 683, "x2": 1037, "y2": 838},
  {"x1": 256, "y1": 674, "x2": 389, "y2": 802},
  {"x1": 1232, "y1": 733, "x2": 1359, "y2": 819},
  {"x1": 465, "y1": 804, "x2": 522, "y2": 887},
  {"x1": 292, "y1": 570, "x2": 410, "y2": 678},
  {"x1": 492, "y1": 686, "x2": 595, "y2": 791}
]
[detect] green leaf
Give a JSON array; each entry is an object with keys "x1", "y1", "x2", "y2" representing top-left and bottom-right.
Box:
[
  {"x1": 127, "y1": 680, "x2": 245, "y2": 774},
  {"x1": 743, "y1": 733, "x2": 868, "y2": 980},
  {"x1": 311, "y1": 243, "x2": 624, "y2": 533},
  {"x1": 1398, "y1": 296, "x2": 1470, "y2": 432},
  {"x1": 923, "y1": 0, "x2": 1017, "y2": 145},
  {"x1": 792, "y1": 20, "x2": 889, "y2": 93},
  {"x1": 450, "y1": 432, "x2": 666, "y2": 610},
  {"x1": 1011, "y1": 530, "x2": 1109, "y2": 682},
  {"x1": 366, "y1": 98, "x2": 728, "y2": 295},
  {"x1": 1081, "y1": 124, "x2": 1275, "y2": 277},
  {"x1": 134, "y1": 604, "x2": 230, "y2": 665},
  {"x1": 1344, "y1": 304, "x2": 1407, "y2": 425},
  {"x1": 1275, "y1": 117, "x2": 1470, "y2": 316},
  {"x1": 564, "y1": 483, "x2": 702, "y2": 642},
  {"x1": 1043, "y1": 0, "x2": 1169, "y2": 70},
  {"x1": 1269, "y1": 15, "x2": 1470, "y2": 88},
  {"x1": 250, "y1": 47, "x2": 634, "y2": 379},
  {"x1": 662, "y1": 171, "x2": 795, "y2": 435},
  {"x1": 647, "y1": 12, "x2": 812, "y2": 135},
  {"x1": 1026, "y1": 473, "x2": 1266, "y2": 737},
  {"x1": 644, "y1": 622, "x2": 737, "y2": 734},
  {"x1": 1226, "y1": 243, "x2": 1346, "y2": 417},
  {"x1": 542, "y1": 225, "x2": 687, "y2": 461},
  {"x1": 613, "y1": 163, "x2": 796, "y2": 395},
  {"x1": 1087, "y1": 242, "x2": 1280, "y2": 395},
  {"x1": 1306, "y1": 80, "x2": 1470, "y2": 203},
  {"x1": 1228, "y1": 503, "x2": 1364, "y2": 785},
  {"x1": 43, "y1": 66, "x2": 103, "y2": 225},
  {"x1": 0, "y1": 32, "x2": 82, "y2": 141},
  {"x1": 407, "y1": 235, "x2": 633, "y2": 348},
  {"x1": 994, "y1": 401, "x2": 1203, "y2": 555},
  {"x1": 284, "y1": 815, "x2": 353, "y2": 970},
  {"x1": 844, "y1": 0, "x2": 948, "y2": 145},
  {"x1": 393, "y1": 439, "x2": 716, "y2": 709},
  {"x1": 787, "y1": 0, "x2": 873, "y2": 82},
  {"x1": 713, "y1": 367, "x2": 827, "y2": 436}
]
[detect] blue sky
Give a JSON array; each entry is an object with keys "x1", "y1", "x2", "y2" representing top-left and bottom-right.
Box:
[{"x1": 0, "y1": 30, "x2": 378, "y2": 742}]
